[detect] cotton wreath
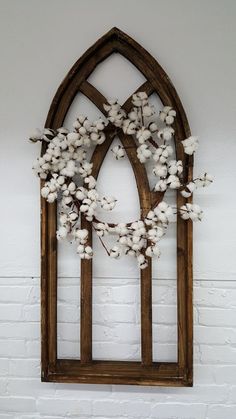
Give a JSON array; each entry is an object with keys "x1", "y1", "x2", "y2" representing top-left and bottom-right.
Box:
[{"x1": 30, "y1": 91, "x2": 213, "y2": 269}]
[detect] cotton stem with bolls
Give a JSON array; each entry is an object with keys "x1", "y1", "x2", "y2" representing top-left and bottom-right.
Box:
[{"x1": 30, "y1": 91, "x2": 213, "y2": 269}]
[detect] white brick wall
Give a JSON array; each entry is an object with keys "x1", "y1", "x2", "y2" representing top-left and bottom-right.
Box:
[
  {"x1": 0, "y1": 277, "x2": 236, "y2": 418},
  {"x1": 1, "y1": 0, "x2": 236, "y2": 417}
]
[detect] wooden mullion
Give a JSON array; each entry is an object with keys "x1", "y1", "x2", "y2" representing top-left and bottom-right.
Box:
[
  {"x1": 141, "y1": 259, "x2": 152, "y2": 366},
  {"x1": 80, "y1": 215, "x2": 92, "y2": 364},
  {"x1": 48, "y1": 202, "x2": 57, "y2": 370}
]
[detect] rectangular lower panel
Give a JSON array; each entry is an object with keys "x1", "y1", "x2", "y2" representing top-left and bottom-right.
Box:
[{"x1": 42, "y1": 359, "x2": 191, "y2": 386}]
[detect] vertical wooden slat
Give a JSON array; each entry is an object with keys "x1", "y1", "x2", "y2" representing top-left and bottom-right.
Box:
[
  {"x1": 80, "y1": 215, "x2": 92, "y2": 364},
  {"x1": 141, "y1": 259, "x2": 152, "y2": 366},
  {"x1": 48, "y1": 202, "x2": 57, "y2": 369},
  {"x1": 41, "y1": 187, "x2": 48, "y2": 380}
]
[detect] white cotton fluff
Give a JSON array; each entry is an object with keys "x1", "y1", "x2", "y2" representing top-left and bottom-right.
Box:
[
  {"x1": 110, "y1": 245, "x2": 121, "y2": 259},
  {"x1": 146, "y1": 245, "x2": 161, "y2": 258},
  {"x1": 154, "y1": 201, "x2": 173, "y2": 224},
  {"x1": 181, "y1": 182, "x2": 196, "y2": 198},
  {"x1": 84, "y1": 175, "x2": 96, "y2": 189},
  {"x1": 153, "y1": 163, "x2": 168, "y2": 178},
  {"x1": 159, "y1": 106, "x2": 176, "y2": 125},
  {"x1": 157, "y1": 127, "x2": 174, "y2": 141},
  {"x1": 153, "y1": 145, "x2": 173, "y2": 163},
  {"x1": 111, "y1": 145, "x2": 125, "y2": 160},
  {"x1": 68, "y1": 211, "x2": 78, "y2": 222},
  {"x1": 137, "y1": 144, "x2": 152, "y2": 163},
  {"x1": 194, "y1": 173, "x2": 214, "y2": 188},
  {"x1": 154, "y1": 179, "x2": 168, "y2": 192},
  {"x1": 137, "y1": 254, "x2": 148, "y2": 269},
  {"x1": 47, "y1": 192, "x2": 57, "y2": 203},
  {"x1": 166, "y1": 175, "x2": 181, "y2": 189},
  {"x1": 41, "y1": 186, "x2": 50, "y2": 198},
  {"x1": 100, "y1": 196, "x2": 117, "y2": 211},
  {"x1": 56, "y1": 226, "x2": 68, "y2": 240},
  {"x1": 75, "y1": 187, "x2": 87, "y2": 201},
  {"x1": 180, "y1": 203, "x2": 203, "y2": 221},
  {"x1": 59, "y1": 213, "x2": 68, "y2": 225},
  {"x1": 168, "y1": 160, "x2": 183, "y2": 175},
  {"x1": 136, "y1": 127, "x2": 151, "y2": 144},
  {"x1": 181, "y1": 136, "x2": 199, "y2": 155}
]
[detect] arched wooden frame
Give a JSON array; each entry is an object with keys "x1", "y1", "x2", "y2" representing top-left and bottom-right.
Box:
[{"x1": 41, "y1": 27, "x2": 193, "y2": 386}]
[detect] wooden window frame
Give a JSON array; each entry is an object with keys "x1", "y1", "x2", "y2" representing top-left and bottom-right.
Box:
[{"x1": 41, "y1": 27, "x2": 193, "y2": 386}]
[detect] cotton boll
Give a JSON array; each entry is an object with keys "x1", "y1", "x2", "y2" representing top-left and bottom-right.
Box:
[
  {"x1": 167, "y1": 175, "x2": 181, "y2": 189},
  {"x1": 57, "y1": 226, "x2": 69, "y2": 240},
  {"x1": 137, "y1": 144, "x2": 152, "y2": 163},
  {"x1": 79, "y1": 127, "x2": 86, "y2": 136},
  {"x1": 168, "y1": 160, "x2": 183, "y2": 175},
  {"x1": 59, "y1": 213, "x2": 68, "y2": 225},
  {"x1": 128, "y1": 110, "x2": 139, "y2": 122},
  {"x1": 194, "y1": 173, "x2": 214, "y2": 188},
  {"x1": 181, "y1": 136, "x2": 199, "y2": 155},
  {"x1": 136, "y1": 127, "x2": 151, "y2": 144},
  {"x1": 145, "y1": 210, "x2": 157, "y2": 226},
  {"x1": 115, "y1": 223, "x2": 129, "y2": 236},
  {"x1": 154, "y1": 179, "x2": 168, "y2": 192},
  {"x1": 68, "y1": 182, "x2": 76, "y2": 193},
  {"x1": 132, "y1": 92, "x2": 148, "y2": 107},
  {"x1": 180, "y1": 203, "x2": 203, "y2": 221},
  {"x1": 84, "y1": 175, "x2": 96, "y2": 189},
  {"x1": 119, "y1": 236, "x2": 128, "y2": 245},
  {"x1": 142, "y1": 105, "x2": 154, "y2": 117},
  {"x1": 153, "y1": 163, "x2": 168, "y2": 178},
  {"x1": 153, "y1": 145, "x2": 173, "y2": 163},
  {"x1": 137, "y1": 254, "x2": 148, "y2": 269},
  {"x1": 47, "y1": 192, "x2": 57, "y2": 203},
  {"x1": 76, "y1": 187, "x2": 87, "y2": 201},
  {"x1": 100, "y1": 196, "x2": 117, "y2": 211},
  {"x1": 181, "y1": 181, "x2": 196, "y2": 198},
  {"x1": 111, "y1": 145, "x2": 125, "y2": 160},
  {"x1": 68, "y1": 211, "x2": 78, "y2": 222},
  {"x1": 110, "y1": 245, "x2": 121, "y2": 259},
  {"x1": 57, "y1": 175, "x2": 65, "y2": 186},
  {"x1": 149, "y1": 122, "x2": 158, "y2": 133},
  {"x1": 146, "y1": 246, "x2": 153, "y2": 258},
  {"x1": 96, "y1": 132, "x2": 106, "y2": 145},
  {"x1": 75, "y1": 229, "x2": 88, "y2": 244},
  {"x1": 96, "y1": 121, "x2": 105, "y2": 131},
  {"x1": 80, "y1": 199, "x2": 92, "y2": 212},
  {"x1": 122, "y1": 119, "x2": 137, "y2": 135},
  {"x1": 148, "y1": 226, "x2": 164, "y2": 243},
  {"x1": 181, "y1": 190, "x2": 191, "y2": 198},
  {"x1": 67, "y1": 132, "x2": 80, "y2": 143},
  {"x1": 90, "y1": 132, "x2": 99, "y2": 142},
  {"x1": 95, "y1": 222, "x2": 109, "y2": 237},
  {"x1": 77, "y1": 244, "x2": 85, "y2": 254},
  {"x1": 159, "y1": 106, "x2": 176, "y2": 125},
  {"x1": 146, "y1": 245, "x2": 161, "y2": 258},
  {"x1": 87, "y1": 189, "x2": 99, "y2": 201},
  {"x1": 105, "y1": 100, "x2": 126, "y2": 128},
  {"x1": 84, "y1": 246, "x2": 93, "y2": 259},
  {"x1": 79, "y1": 162, "x2": 93, "y2": 178},
  {"x1": 63, "y1": 196, "x2": 73, "y2": 206},
  {"x1": 41, "y1": 186, "x2": 50, "y2": 198},
  {"x1": 29, "y1": 128, "x2": 43, "y2": 143},
  {"x1": 157, "y1": 127, "x2": 174, "y2": 141},
  {"x1": 154, "y1": 201, "x2": 173, "y2": 224}
]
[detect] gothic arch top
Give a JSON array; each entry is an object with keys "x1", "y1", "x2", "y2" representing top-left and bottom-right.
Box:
[{"x1": 41, "y1": 27, "x2": 193, "y2": 386}]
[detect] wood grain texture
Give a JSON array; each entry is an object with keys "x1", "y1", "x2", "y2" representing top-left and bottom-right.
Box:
[{"x1": 41, "y1": 27, "x2": 193, "y2": 386}]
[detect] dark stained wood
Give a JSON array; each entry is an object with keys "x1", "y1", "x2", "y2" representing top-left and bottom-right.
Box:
[
  {"x1": 41, "y1": 27, "x2": 193, "y2": 386},
  {"x1": 80, "y1": 215, "x2": 92, "y2": 364}
]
